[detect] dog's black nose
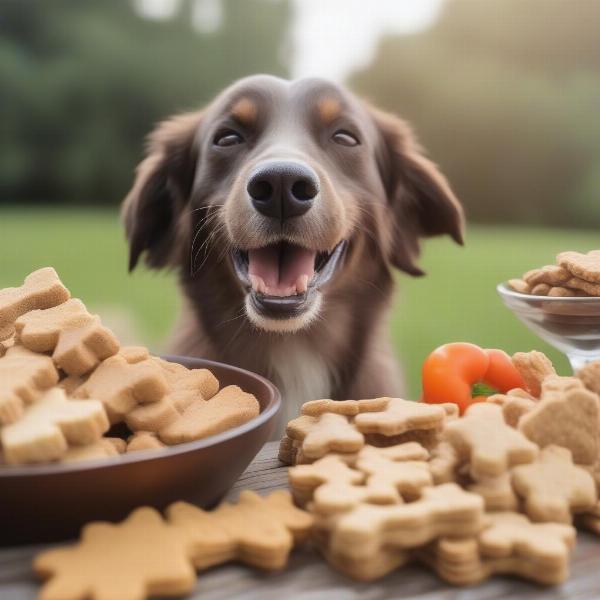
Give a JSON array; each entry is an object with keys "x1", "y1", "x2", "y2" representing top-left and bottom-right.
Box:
[{"x1": 247, "y1": 161, "x2": 319, "y2": 220}]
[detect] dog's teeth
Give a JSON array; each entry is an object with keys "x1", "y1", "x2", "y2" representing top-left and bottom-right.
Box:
[
  {"x1": 296, "y1": 274, "x2": 309, "y2": 294},
  {"x1": 249, "y1": 274, "x2": 266, "y2": 294}
]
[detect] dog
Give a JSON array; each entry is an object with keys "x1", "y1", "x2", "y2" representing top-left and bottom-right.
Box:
[{"x1": 122, "y1": 75, "x2": 464, "y2": 430}]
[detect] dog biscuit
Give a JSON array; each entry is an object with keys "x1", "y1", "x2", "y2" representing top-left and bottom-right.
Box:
[
  {"x1": 563, "y1": 276, "x2": 600, "y2": 296},
  {"x1": 126, "y1": 361, "x2": 219, "y2": 431},
  {"x1": 557, "y1": 250, "x2": 600, "y2": 284},
  {"x1": 61, "y1": 438, "x2": 124, "y2": 463},
  {"x1": 507, "y1": 278, "x2": 530, "y2": 294},
  {"x1": 547, "y1": 285, "x2": 587, "y2": 297},
  {"x1": 1, "y1": 387, "x2": 109, "y2": 465},
  {"x1": 301, "y1": 397, "x2": 389, "y2": 417},
  {"x1": 0, "y1": 345, "x2": 59, "y2": 424},
  {"x1": 0, "y1": 335, "x2": 14, "y2": 357},
  {"x1": 354, "y1": 397, "x2": 447, "y2": 437},
  {"x1": 578, "y1": 500, "x2": 600, "y2": 536},
  {"x1": 356, "y1": 446, "x2": 432, "y2": 501},
  {"x1": 326, "y1": 483, "x2": 484, "y2": 560},
  {"x1": 511, "y1": 445, "x2": 596, "y2": 523},
  {"x1": 518, "y1": 385, "x2": 600, "y2": 464},
  {"x1": 542, "y1": 374, "x2": 584, "y2": 395},
  {"x1": 0, "y1": 267, "x2": 70, "y2": 341},
  {"x1": 577, "y1": 360, "x2": 600, "y2": 396},
  {"x1": 511, "y1": 350, "x2": 556, "y2": 397},
  {"x1": 289, "y1": 454, "x2": 364, "y2": 505},
  {"x1": 443, "y1": 403, "x2": 538, "y2": 478},
  {"x1": 487, "y1": 393, "x2": 536, "y2": 427},
  {"x1": 286, "y1": 412, "x2": 365, "y2": 461},
  {"x1": 127, "y1": 431, "x2": 167, "y2": 453},
  {"x1": 167, "y1": 490, "x2": 313, "y2": 571},
  {"x1": 15, "y1": 298, "x2": 120, "y2": 376},
  {"x1": 35, "y1": 507, "x2": 196, "y2": 600},
  {"x1": 428, "y1": 440, "x2": 460, "y2": 484},
  {"x1": 74, "y1": 354, "x2": 169, "y2": 423},
  {"x1": 421, "y1": 512, "x2": 576, "y2": 585},
  {"x1": 530, "y1": 283, "x2": 551, "y2": 295},
  {"x1": 316, "y1": 543, "x2": 409, "y2": 582},
  {"x1": 120, "y1": 345, "x2": 150, "y2": 364},
  {"x1": 159, "y1": 385, "x2": 259, "y2": 444},
  {"x1": 524, "y1": 265, "x2": 571, "y2": 287},
  {"x1": 467, "y1": 472, "x2": 518, "y2": 511}
]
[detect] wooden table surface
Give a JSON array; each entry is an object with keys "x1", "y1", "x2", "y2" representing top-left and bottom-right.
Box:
[{"x1": 3, "y1": 441, "x2": 600, "y2": 599}]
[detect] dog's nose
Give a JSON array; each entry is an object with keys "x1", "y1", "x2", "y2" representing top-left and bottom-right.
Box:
[{"x1": 247, "y1": 161, "x2": 319, "y2": 220}]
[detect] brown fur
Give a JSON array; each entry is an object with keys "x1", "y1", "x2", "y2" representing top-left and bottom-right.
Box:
[{"x1": 122, "y1": 76, "x2": 464, "y2": 430}]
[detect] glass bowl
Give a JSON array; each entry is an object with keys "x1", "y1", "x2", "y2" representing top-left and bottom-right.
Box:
[{"x1": 497, "y1": 283, "x2": 600, "y2": 372}]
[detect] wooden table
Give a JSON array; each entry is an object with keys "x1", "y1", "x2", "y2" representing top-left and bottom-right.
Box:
[{"x1": 3, "y1": 441, "x2": 600, "y2": 599}]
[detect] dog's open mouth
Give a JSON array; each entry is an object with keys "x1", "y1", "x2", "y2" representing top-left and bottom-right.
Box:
[{"x1": 232, "y1": 240, "x2": 347, "y2": 319}]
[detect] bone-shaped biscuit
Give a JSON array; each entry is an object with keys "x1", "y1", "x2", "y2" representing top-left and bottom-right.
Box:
[
  {"x1": 486, "y1": 393, "x2": 536, "y2": 427},
  {"x1": 421, "y1": 512, "x2": 576, "y2": 586},
  {"x1": 443, "y1": 402, "x2": 538, "y2": 478},
  {"x1": 0, "y1": 345, "x2": 59, "y2": 424},
  {"x1": 511, "y1": 350, "x2": 556, "y2": 397},
  {"x1": 61, "y1": 438, "x2": 124, "y2": 463},
  {"x1": 578, "y1": 360, "x2": 600, "y2": 396},
  {"x1": 125, "y1": 359, "x2": 219, "y2": 431},
  {"x1": 0, "y1": 267, "x2": 70, "y2": 341},
  {"x1": 313, "y1": 454, "x2": 432, "y2": 514},
  {"x1": 74, "y1": 354, "x2": 169, "y2": 424},
  {"x1": 289, "y1": 454, "x2": 364, "y2": 495},
  {"x1": 558, "y1": 249, "x2": 600, "y2": 284},
  {"x1": 355, "y1": 446, "x2": 432, "y2": 501},
  {"x1": 126, "y1": 431, "x2": 167, "y2": 453},
  {"x1": 167, "y1": 490, "x2": 313, "y2": 571},
  {"x1": 286, "y1": 412, "x2": 365, "y2": 460},
  {"x1": 158, "y1": 385, "x2": 259, "y2": 444},
  {"x1": 467, "y1": 472, "x2": 518, "y2": 511},
  {"x1": 327, "y1": 483, "x2": 484, "y2": 558},
  {"x1": 518, "y1": 384, "x2": 600, "y2": 464},
  {"x1": 15, "y1": 298, "x2": 120, "y2": 376},
  {"x1": 301, "y1": 397, "x2": 389, "y2": 416},
  {"x1": 512, "y1": 445, "x2": 597, "y2": 523},
  {"x1": 354, "y1": 397, "x2": 447, "y2": 436},
  {"x1": 35, "y1": 507, "x2": 196, "y2": 600},
  {"x1": 1, "y1": 387, "x2": 109, "y2": 464}
]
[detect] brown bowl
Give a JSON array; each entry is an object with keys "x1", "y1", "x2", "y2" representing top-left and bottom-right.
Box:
[{"x1": 0, "y1": 356, "x2": 281, "y2": 545}]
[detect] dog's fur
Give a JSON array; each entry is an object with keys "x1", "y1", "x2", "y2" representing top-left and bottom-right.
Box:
[{"x1": 122, "y1": 75, "x2": 464, "y2": 429}]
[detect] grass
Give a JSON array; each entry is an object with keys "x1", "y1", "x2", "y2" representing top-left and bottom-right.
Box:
[{"x1": 2, "y1": 207, "x2": 598, "y2": 396}]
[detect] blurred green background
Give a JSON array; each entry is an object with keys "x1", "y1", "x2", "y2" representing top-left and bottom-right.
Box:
[{"x1": 1, "y1": 0, "x2": 599, "y2": 396}]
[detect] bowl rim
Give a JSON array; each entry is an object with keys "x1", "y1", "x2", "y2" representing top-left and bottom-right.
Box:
[
  {"x1": 0, "y1": 355, "x2": 281, "y2": 478},
  {"x1": 497, "y1": 282, "x2": 600, "y2": 303}
]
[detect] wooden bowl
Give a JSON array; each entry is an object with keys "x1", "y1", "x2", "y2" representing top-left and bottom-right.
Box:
[{"x1": 0, "y1": 356, "x2": 281, "y2": 545}]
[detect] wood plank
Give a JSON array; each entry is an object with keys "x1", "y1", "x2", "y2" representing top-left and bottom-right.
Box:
[{"x1": 2, "y1": 441, "x2": 600, "y2": 600}]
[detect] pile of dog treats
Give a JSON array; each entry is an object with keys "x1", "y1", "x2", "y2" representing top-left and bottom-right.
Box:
[
  {"x1": 35, "y1": 490, "x2": 313, "y2": 600},
  {"x1": 509, "y1": 249, "x2": 600, "y2": 296},
  {"x1": 280, "y1": 351, "x2": 600, "y2": 585},
  {"x1": 0, "y1": 267, "x2": 259, "y2": 465}
]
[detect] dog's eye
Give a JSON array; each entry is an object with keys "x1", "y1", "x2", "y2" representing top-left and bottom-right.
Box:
[
  {"x1": 214, "y1": 130, "x2": 244, "y2": 147},
  {"x1": 332, "y1": 130, "x2": 359, "y2": 147}
]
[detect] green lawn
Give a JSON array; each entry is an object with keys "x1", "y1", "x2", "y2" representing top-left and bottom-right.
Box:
[{"x1": 1, "y1": 207, "x2": 598, "y2": 396}]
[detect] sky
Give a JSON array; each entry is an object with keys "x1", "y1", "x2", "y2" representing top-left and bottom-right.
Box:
[
  {"x1": 290, "y1": 0, "x2": 444, "y2": 80},
  {"x1": 135, "y1": 0, "x2": 444, "y2": 81}
]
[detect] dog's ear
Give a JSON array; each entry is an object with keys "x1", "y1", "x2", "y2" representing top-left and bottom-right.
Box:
[
  {"x1": 122, "y1": 111, "x2": 203, "y2": 271},
  {"x1": 370, "y1": 106, "x2": 464, "y2": 276}
]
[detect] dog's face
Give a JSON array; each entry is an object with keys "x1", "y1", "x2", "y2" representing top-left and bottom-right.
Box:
[{"x1": 124, "y1": 76, "x2": 463, "y2": 332}]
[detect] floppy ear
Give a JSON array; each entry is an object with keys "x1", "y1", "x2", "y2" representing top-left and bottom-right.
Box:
[
  {"x1": 122, "y1": 111, "x2": 203, "y2": 271},
  {"x1": 370, "y1": 106, "x2": 464, "y2": 276}
]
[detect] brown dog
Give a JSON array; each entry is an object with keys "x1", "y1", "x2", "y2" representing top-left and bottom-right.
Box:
[{"x1": 122, "y1": 75, "x2": 463, "y2": 428}]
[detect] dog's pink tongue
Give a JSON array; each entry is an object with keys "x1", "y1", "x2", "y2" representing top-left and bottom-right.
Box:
[{"x1": 248, "y1": 244, "x2": 316, "y2": 296}]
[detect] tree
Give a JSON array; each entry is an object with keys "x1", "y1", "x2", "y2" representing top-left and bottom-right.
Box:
[
  {"x1": 0, "y1": 0, "x2": 291, "y2": 205},
  {"x1": 349, "y1": 0, "x2": 600, "y2": 227}
]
